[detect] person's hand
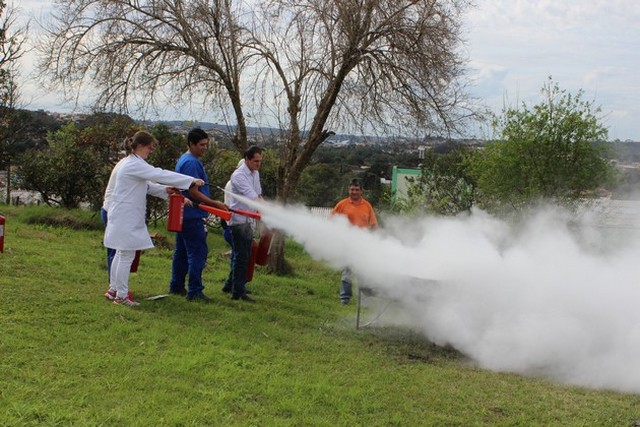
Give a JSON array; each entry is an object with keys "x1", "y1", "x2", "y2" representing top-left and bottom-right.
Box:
[
  {"x1": 183, "y1": 198, "x2": 193, "y2": 207},
  {"x1": 166, "y1": 186, "x2": 180, "y2": 195},
  {"x1": 217, "y1": 202, "x2": 230, "y2": 211},
  {"x1": 192, "y1": 179, "x2": 205, "y2": 187}
]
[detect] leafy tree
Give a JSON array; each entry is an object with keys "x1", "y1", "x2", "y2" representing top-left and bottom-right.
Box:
[
  {"x1": 470, "y1": 79, "x2": 617, "y2": 212},
  {"x1": 296, "y1": 163, "x2": 346, "y2": 207},
  {"x1": 146, "y1": 124, "x2": 185, "y2": 172},
  {"x1": 204, "y1": 148, "x2": 244, "y2": 194},
  {"x1": 390, "y1": 145, "x2": 475, "y2": 216},
  {"x1": 17, "y1": 123, "x2": 102, "y2": 208},
  {"x1": 78, "y1": 112, "x2": 139, "y2": 209},
  {"x1": 41, "y1": 0, "x2": 474, "y2": 274},
  {"x1": 145, "y1": 124, "x2": 186, "y2": 223},
  {"x1": 359, "y1": 161, "x2": 391, "y2": 207}
]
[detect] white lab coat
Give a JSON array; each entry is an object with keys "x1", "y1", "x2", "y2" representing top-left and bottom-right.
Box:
[
  {"x1": 102, "y1": 157, "x2": 126, "y2": 212},
  {"x1": 103, "y1": 154, "x2": 194, "y2": 250}
]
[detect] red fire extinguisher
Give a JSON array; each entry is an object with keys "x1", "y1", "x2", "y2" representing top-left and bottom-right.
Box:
[
  {"x1": 130, "y1": 250, "x2": 141, "y2": 272},
  {"x1": 255, "y1": 228, "x2": 272, "y2": 266},
  {"x1": 246, "y1": 240, "x2": 258, "y2": 282},
  {"x1": 167, "y1": 194, "x2": 184, "y2": 232},
  {"x1": 0, "y1": 214, "x2": 5, "y2": 253}
]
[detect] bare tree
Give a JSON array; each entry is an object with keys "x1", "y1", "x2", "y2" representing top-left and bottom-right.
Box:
[
  {"x1": 249, "y1": 0, "x2": 471, "y2": 198},
  {"x1": 40, "y1": 0, "x2": 474, "y2": 272},
  {"x1": 247, "y1": 0, "x2": 473, "y2": 271},
  {"x1": 0, "y1": 1, "x2": 25, "y2": 69},
  {"x1": 0, "y1": 1, "x2": 28, "y2": 203},
  {"x1": 40, "y1": 0, "x2": 252, "y2": 146}
]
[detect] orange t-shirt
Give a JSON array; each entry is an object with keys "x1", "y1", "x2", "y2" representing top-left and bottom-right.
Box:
[{"x1": 331, "y1": 198, "x2": 378, "y2": 228}]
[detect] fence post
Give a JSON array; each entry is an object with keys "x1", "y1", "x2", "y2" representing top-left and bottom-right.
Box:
[{"x1": 0, "y1": 214, "x2": 5, "y2": 253}]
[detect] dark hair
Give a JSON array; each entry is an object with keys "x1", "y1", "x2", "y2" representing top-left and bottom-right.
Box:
[
  {"x1": 244, "y1": 145, "x2": 263, "y2": 160},
  {"x1": 348, "y1": 178, "x2": 362, "y2": 189},
  {"x1": 187, "y1": 128, "x2": 209, "y2": 145},
  {"x1": 124, "y1": 131, "x2": 157, "y2": 153}
]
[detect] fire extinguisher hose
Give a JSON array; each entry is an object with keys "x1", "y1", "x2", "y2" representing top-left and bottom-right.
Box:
[{"x1": 229, "y1": 208, "x2": 261, "y2": 221}]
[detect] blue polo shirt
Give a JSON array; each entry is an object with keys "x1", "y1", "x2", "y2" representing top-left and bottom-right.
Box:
[{"x1": 176, "y1": 152, "x2": 210, "y2": 220}]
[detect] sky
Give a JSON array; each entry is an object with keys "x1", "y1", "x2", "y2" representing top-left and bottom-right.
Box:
[
  {"x1": 463, "y1": 0, "x2": 640, "y2": 141},
  {"x1": 12, "y1": 0, "x2": 640, "y2": 141}
]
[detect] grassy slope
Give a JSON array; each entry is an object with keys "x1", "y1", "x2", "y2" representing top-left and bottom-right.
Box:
[{"x1": 0, "y1": 205, "x2": 639, "y2": 426}]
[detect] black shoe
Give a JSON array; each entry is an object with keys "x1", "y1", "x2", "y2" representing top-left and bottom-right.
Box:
[
  {"x1": 186, "y1": 293, "x2": 211, "y2": 302},
  {"x1": 223, "y1": 287, "x2": 251, "y2": 294},
  {"x1": 231, "y1": 294, "x2": 255, "y2": 302},
  {"x1": 169, "y1": 289, "x2": 187, "y2": 296}
]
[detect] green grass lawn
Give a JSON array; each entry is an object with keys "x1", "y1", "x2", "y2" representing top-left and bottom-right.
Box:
[{"x1": 1, "y1": 205, "x2": 639, "y2": 426}]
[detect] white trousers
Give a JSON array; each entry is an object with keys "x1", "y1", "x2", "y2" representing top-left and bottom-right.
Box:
[{"x1": 110, "y1": 249, "x2": 136, "y2": 298}]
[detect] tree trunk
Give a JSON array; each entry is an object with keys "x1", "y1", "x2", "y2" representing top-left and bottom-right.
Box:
[
  {"x1": 266, "y1": 230, "x2": 293, "y2": 276},
  {"x1": 4, "y1": 160, "x2": 10, "y2": 205},
  {"x1": 266, "y1": 130, "x2": 336, "y2": 275}
]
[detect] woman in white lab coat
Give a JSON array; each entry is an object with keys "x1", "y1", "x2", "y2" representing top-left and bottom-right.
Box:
[{"x1": 103, "y1": 131, "x2": 204, "y2": 306}]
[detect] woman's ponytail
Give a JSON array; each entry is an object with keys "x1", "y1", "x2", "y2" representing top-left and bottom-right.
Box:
[
  {"x1": 125, "y1": 131, "x2": 156, "y2": 153},
  {"x1": 123, "y1": 136, "x2": 134, "y2": 153}
]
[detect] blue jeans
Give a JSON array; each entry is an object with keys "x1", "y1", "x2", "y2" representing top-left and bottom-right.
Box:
[
  {"x1": 170, "y1": 218, "x2": 208, "y2": 297},
  {"x1": 340, "y1": 267, "x2": 353, "y2": 301},
  {"x1": 101, "y1": 208, "x2": 115, "y2": 282},
  {"x1": 229, "y1": 223, "x2": 253, "y2": 298}
]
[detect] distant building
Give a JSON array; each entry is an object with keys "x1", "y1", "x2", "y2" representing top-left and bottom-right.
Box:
[{"x1": 391, "y1": 166, "x2": 421, "y2": 200}]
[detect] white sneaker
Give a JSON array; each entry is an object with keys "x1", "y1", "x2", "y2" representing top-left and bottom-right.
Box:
[{"x1": 113, "y1": 292, "x2": 140, "y2": 306}]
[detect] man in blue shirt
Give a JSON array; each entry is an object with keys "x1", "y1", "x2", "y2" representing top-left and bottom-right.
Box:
[{"x1": 169, "y1": 128, "x2": 228, "y2": 302}]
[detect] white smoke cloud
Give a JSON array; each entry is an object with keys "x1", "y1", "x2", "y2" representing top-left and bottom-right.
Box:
[{"x1": 251, "y1": 198, "x2": 640, "y2": 393}]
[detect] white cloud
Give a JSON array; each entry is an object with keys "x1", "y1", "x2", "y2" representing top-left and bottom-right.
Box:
[{"x1": 465, "y1": 0, "x2": 640, "y2": 140}]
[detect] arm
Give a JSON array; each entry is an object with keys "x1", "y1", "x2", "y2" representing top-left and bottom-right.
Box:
[
  {"x1": 228, "y1": 170, "x2": 262, "y2": 216},
  {"x1": 133, "y1": 157, "x2": 198, "y2": 190},
  {"x1": 188, "y1": 185, "x2": 228, "y2": 211},
  {"x1": 331, "y1": 199, "x2": 345, "y2": 217},
  {"x1": 368, "y1": 204, "x2": 379, "y2": 230},
  {"x1": 147, "y1": 182, "x2": 169, "y2": 199}
]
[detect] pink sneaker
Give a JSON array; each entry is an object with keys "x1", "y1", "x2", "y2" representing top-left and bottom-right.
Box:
[
  {"x1": 104, "y1": 289, "x2": 117, "y2": 301},
  {"x1": 113, "y1": 292, "x2": 140, "y2": 306}
]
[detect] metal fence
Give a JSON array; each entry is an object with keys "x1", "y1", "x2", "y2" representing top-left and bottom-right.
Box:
[{"x1": 308, "y1": 206, "x2": 332, "y2": 218}]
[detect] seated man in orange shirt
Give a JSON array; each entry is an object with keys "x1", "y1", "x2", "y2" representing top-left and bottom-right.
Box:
[{"x1": 331, "y1": 178, "x2": 378, "y2": 304}]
